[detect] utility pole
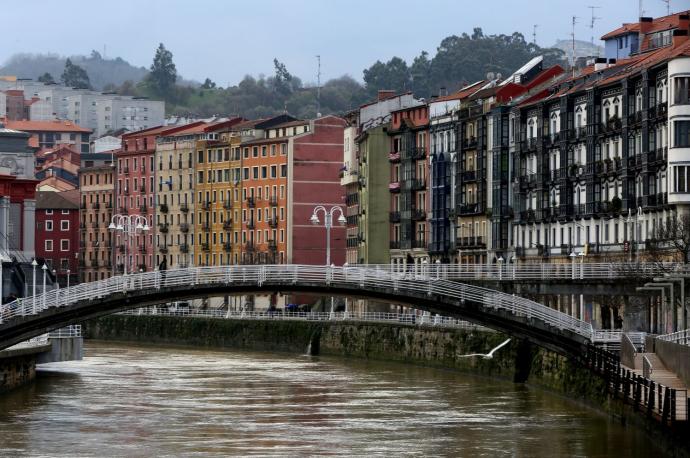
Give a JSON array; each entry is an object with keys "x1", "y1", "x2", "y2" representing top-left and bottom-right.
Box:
[
  {"x1": 532, "y1": 24, "x2": 538, "y2": 45},
  {"x1": 661, "y1": 0, "x2": 670, "y2": 16},
  {"x1": 316, "y1": 55, "x2": 321, "y2": 118},
  {"x1": 588, "y1": 6, "x2": 601, "y2": 54},
  {"x1": 571, "y1": 16, "x2": 579, "y2": 76}
]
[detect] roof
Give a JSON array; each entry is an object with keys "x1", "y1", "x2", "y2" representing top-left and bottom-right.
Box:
[
  {"x1": 432, "y1": 81, "x2": 486, "y2": 103},
  {"x1": 5, "y1": 120, "x2": 91, "y2": 133},
  {"x1": 601, "y1": 23, "x2": 640, "y2": 40},
  {"x1": 271, "y1": 119, "x2": 309, "y2": 129},
  {"x1": 36, "y1": 190, "x2": 80, "y2": 209}
]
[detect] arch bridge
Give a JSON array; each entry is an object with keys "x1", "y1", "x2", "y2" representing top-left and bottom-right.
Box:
[{"x1": 0, "y1": 264, "x2": 595, "y2": 357}]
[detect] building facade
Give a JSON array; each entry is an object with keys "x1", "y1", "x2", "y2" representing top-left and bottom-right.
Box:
[
  {"x1": 35, "y1": 190, "x2": 80, "y2": 285},
  {"x1": 79, "y1": 164, "x2": 114, "y2": 282}
]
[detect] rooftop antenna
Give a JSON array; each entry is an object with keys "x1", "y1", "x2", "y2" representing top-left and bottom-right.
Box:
[
  {"x1": 571, "y1": 15, "x2": 579, "y2": 76},
  {"x1": 588, "y1": 6, "x2": 601, "y2": 53},
  {"x1": 316, "y1": 55, "x2": 321, "y2": 118},
  {"x1": 661, "y1": 0, "x2": 670, "y2": 15},
  {"x1": 532, "y1": 24, "x2": 538, "y2": 45}
]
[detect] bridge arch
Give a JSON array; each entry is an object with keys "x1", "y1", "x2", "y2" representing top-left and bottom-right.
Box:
[{"x1": 0, "y1": 265, "x2": 593, "y2": 357}]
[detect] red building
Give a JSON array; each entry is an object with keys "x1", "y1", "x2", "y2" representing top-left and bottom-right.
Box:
[
  {"x1": 35, "y1": 190, "x2": 80, "y2": 285},
  {"x1": 289, "y1": 116, "x2": 347, "y2": 265}
]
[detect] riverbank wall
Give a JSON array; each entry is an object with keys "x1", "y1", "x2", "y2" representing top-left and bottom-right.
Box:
[
  {"x1": 0, "y1": 344, "x2": 51, "y2": 394},
  {"x1": 84, "y1": 314, "x2": 689, "y2": 455}
]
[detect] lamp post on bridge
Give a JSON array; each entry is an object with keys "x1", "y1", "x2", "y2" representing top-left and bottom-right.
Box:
[
  {"x1": 41, "y1": 263, "x2": 48, "y2": 311},
  {"x1": 108, "y1": 214, "x2": 150, "y2": 276},
  {"x1": 310, "y1": 205, "x2": 346, "y2": 317},
  {"x1": 31, "y1": 259, "x2": 37, "y2": 314}
]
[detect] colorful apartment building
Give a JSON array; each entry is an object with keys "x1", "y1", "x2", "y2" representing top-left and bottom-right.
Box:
[
  {"x1": 35, "y1": 190, "x2": 80, "y2": 285},
  {"x1": 388, "y1": 103, "x2": 429, "y2": 266},
  {"x1": 78, "y1": 163, "x2": 114, "y2": 282},
  {"x1": 154, "y1": 122, "x2": 205, "y2": 268},
  {"x1": 5, "y1": 119, "x2": 91, "y2": 153}
]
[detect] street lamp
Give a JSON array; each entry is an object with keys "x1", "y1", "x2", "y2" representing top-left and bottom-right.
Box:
[
  {"x1": 41, "y1": 263, "x2": 47, "y2": 310},
  {"x1": 497, "y1": 256, "x2": 504, "y2": 280},
  {"x1": 310, "y1": 205, "x2": 346, "y2": 318},
  {"x1": 0, "y1": 252, "x2": 7, "y2": 323},
  {"x1": 31, "y1": 259, "x2": 38, "y2": 314},
  {"x1": 309, "y1": 205, "x2": 346, "y2": 266},
  {"x1": 109, "y1": 214, "x2": 151, "y2": 276}
]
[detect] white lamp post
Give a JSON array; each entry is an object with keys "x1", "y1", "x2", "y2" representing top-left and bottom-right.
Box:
[
  {"x1": 310, "y1": 205, "x2": 346, "y2": 318},
  {"x1": 0, "y1": 253, "x2": 7, "y2": 323},
  {"x1": 578, "y1": 252, "x2": 585, "y2": 320},
  {"x1": 309, "y1": 205, "x2": 346, "y2": 266},
  {"x1": 31, "y1": 259, "x2": 38, "y2": 314},
  {"x1": 109, "y1": 214, "x2": 151, "y2": 276},
  {"x1": 497, "y1": 256, "x2": 504, "y2": 280},
  {"x1": 41, "y1": 263, "x2": 47, "y2": 310}
]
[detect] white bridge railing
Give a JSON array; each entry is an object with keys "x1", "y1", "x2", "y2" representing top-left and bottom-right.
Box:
[
  {"x1": 0, "y1": 264, "x2": 595, "y2": 342},
  {"x1": 657, "y1": 329, "x2": 690, "y2": 347},
  {"x1": 120, "y1": 308, "x2": 492, "y2": 331},
  {"x1": 373, "y1": 262, "x2": 688, "y2": 281}
]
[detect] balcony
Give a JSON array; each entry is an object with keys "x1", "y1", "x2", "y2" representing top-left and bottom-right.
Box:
[
  {"x1": 159, "y1": 203, "x2": 168, "y2": 213},
  {"x1": 411, "y1": 179, "x2": 426, "y2": 191},
  {"x1": 461, "y1": 170, "x2": 477, "y2": 181},
  {"x1": 158, "y1": 223, "x2": 169, "y2": 233},
  {"x1": 390, "y1": 240, "x2": 401, "y2": 249},
  {"x1": 123, "y1": 188, "x2": 130, "y2": 195},
  {"x1": 268, "y1": 239, "x2": 277, "y2": 250},
  {"x1": 223, "y1": 242, "x2": 232, "y2": 252},
  {"x1": 223, "y1": 220, "x2": 233, "y2": 230},
  {"x1": 91, "y1": 222, "x2": 99, "y2": 229},
  {"x1": 118, "y1": 244, "x2": 126, "y2": 253},
  {"x1": 138, "y1": 245, "x2": 146, "y2": 253},
  {"x1": 388, "y1": 151, "x2": 401, "y2": 163},
  {"x1": 462, "y1": 137, "x2": 477, "y2": 150},
  {"x1": 123, "y1": 167, "x2": 129, "y2": 175},
  {"x1": 411, "y1": 209, "x2": 426, "y2": 220},
  {"x1": 180, "y1": 203, "x2": 189, "y2": 213},
  {"x1": 91, "y1": 260, "x2": 100, "y2": 268},
  {"x1": 389, "y1": 211, "x2": 401, "y2": 223},
  {"x1": 80, "y1": 202, "x2": 87, "y2": 209},
  {"x1": 388, "y1": 182, "x2": 401, "y2": 193},
  {"x1": 180, "y1": 243, "x2": 189, "y2": 254},
  {"x1": 269, "y1": 196, "x2": 278, "y2": 206},
  {"x1": 412, "y1": 147, "x2": 426, "y2": 160},
  {"x1": 247, "y1": 220, "x2": 255, "y2": 229},
  {"x1": 576, "y1": 126, "x2": 587, "y2": 139},
  {"x1": 158, "y1": 245, "x2": 168, "y2": 254},
  {"x1": 628, "y1": 111, "x2": 643, "y2": 125},
  {"x1": 119, "y1": 206, "x2": 129, "y2": 214},
  {"x1": 80, "y1": 223, "x2": 86, "y2": 230},
  {"x1": 412, "y1": 238, "x2": 427, "y2": 249},
  {"x1": 92, "y1": 202, "x2": 100, "y2": 210},
  {"x1": 201, "y1": 200, "x2": 211, "y2": 211},
  {"x1": 106, "y1": 202, "x2": 113, "y2": 209},
  {"x1": 245, "y1": 242, "x2": 255, "y2": 252},
  {"x1": 223, "y1": 200, "x2": 232, "y2": 210},
  {"x1": 137, "y1": 263, "x2": 147, "y2": 272},
  {"x1": 246, "y1": 197, "x2": 255, "y2": 208},
  {"x1": 201, "y1": 242, "x2": 210, "y2": 251},
  {"x1": 180, "y1": 222, "x2": 190, "y2": 233},
  {"x1": 268, "y1": 217, "x2": 278, "y2": 228},
  {"x1": 458, "y1": 203, "x2": 479, "y2": 215},
  {"x1": 139, "y1": 204, "x2": 147, "y2": 213},
  {"x1": 456, "y1": 236, "x2": 485, "y2": 247}
]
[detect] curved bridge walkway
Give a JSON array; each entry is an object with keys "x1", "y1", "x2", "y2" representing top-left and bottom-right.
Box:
[{"x1": 0, "y1": 264, "x2": 594, "y2": 356}]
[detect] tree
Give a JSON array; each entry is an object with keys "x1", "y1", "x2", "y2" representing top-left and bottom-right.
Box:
[
  {"x1": 148, "y1": 43, "x2": 177, "y2": 96},
  {"x1": 201, "y1": 78, "x2": 216, "y2": 89},
  {"x1": 363, "y1": 57, "x2": 410, "y2": 96},
  {"x1": 410, "y1": 51, "x2": 432, "y2": 98},
  {"x1": 653, "y1": 213, "x2": 690, "y2": 264},
  {"x1": 272, "y1": 59, "x2": 293, "y2": 97},
  {"x1": 37, "y1": 72, "x2": 55, "y2": 84},
  {"x1": 61, "y1": 58, "x2": 91, "y2": 89}
]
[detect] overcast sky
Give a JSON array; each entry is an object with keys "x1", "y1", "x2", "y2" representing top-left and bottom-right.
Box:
[{"x1": 1, "y1": 0, "x2": 677, "y2": 85}]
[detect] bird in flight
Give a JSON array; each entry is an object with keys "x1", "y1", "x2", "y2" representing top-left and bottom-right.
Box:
[{"x1": 458, "y1": 338, "x2": 511, "y2": 359}]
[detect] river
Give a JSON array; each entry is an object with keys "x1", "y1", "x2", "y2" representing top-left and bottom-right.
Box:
[{"x1": 0, "y1": 342, "x2": 662, "y2": 457}]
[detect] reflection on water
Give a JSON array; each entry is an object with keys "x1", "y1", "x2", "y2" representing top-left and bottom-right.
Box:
[{"x1": 0, "y1": 342, "x2": 661, "y2": 456}]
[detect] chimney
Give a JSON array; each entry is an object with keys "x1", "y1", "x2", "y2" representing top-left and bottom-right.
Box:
[
  {"x1": 439, "y1": 87, "x2": 448, "y2": 97},
  {"x1": 377, "y1": 90, "x2": 396, "y2": 101},
  {"x1": 594, "y1": 57, "x2": 608, "y2": 71},
  {"x1": 678, "y1": 14, "x2": 690, "y2": 37},
  {"x1": 673, "y1": 29, "x2": 689, "y2": 48}
]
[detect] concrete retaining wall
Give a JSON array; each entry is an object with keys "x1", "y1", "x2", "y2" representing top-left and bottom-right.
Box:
[{"x1": 0, "y1": 345, "x2": 49, "y2": 394}]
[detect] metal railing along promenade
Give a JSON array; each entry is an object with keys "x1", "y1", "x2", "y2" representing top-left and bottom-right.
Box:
[
  {"x1": 371, "y1": 262, "x2": 688, "y2": 281},
  {"x1": 656, "y1": 329, "x2": 690, "y2": 346},
  {"x1": 0, "y1": 264, "x2": 595, "y2": 342},
  {"x1": 120, "y1": 307, "x2": 492, "y2": 331},
  {"x1": 5, "y1": 325, "x2": 82, "y2": 352}
]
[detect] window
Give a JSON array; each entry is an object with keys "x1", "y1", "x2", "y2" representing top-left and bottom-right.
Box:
[
  {"x1": 45, "y1": 240, "x2": 53, "y2": 251},
  {"x1": 281, "y1": 164, "x2": 287, "y2": 177},
  {"x1": 674, "y1": 121, "x2": 690, "y2": 148},
  {"x1": 46, "y1": 209, "x2": 53, "y2": 215},
  {"x1": 46, "y1": 220, "x2": 53, "y2": 231},
  {"x1": 673, "y1": 165, "x2": 690, "y2": 193},
  {"x1": 61, "y1": 239, "x2": 70, "y2": 251},
  {"x1": 60, "y1": 220, "x2": 69, "y2": 231},
  {"x1": 673, "y1": 76, "x2": 690, "y2": 105}
]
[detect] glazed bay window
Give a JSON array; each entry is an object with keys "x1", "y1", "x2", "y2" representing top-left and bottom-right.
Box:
[
  {"x1": 672, "y1": 165, "x2": 690, "y2": 193},
  {"x1": 674, "y1": 120, "x2": 690, "y2": 148},
  {"x1": 673, "y1": 77, "x2": 690, "y2": 105}
]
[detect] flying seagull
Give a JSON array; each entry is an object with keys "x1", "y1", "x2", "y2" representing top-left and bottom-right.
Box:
[{"x1": 458, "y1": 338, "x2": 511, "y2": 359}]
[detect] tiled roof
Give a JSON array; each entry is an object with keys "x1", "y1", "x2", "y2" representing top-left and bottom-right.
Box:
[
  {"x1": 601, "y1": 23, "x2": 640, "y2": 40},
  {"x1": 5, "y1": 120, "x2": 91, "y2": 133},
  {"x1": 36, "y1": 190, "x2": 80, "y2": 209}
]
